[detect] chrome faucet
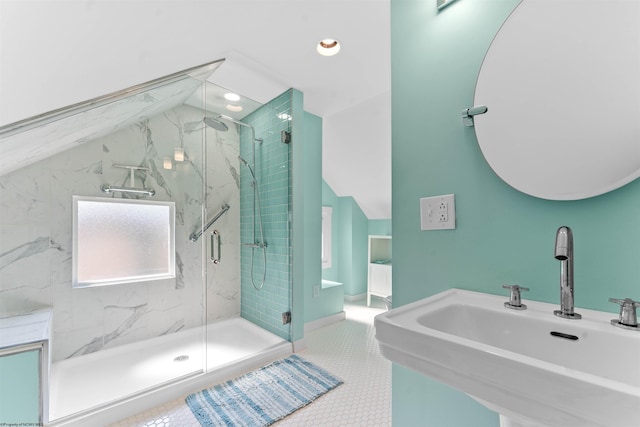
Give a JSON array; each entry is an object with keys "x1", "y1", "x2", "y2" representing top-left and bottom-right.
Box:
[{"x1": 554, "y1": 226, "x2": 581, "y2": 319}]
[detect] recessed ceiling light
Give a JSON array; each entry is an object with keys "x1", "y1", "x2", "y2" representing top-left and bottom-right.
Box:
[
  {"x1": 224, "y1": 92, "x2": 241, "y2": 102},
  {"x1": 226, "y1": 104, "x2": 243, "y2": 112},
  {"x1": 317, "y1": 39, "x2": 341, "y2": 56}
]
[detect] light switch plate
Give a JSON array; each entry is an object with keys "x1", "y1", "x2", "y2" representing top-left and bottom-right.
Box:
[{"x1": 420, "y1": 194, "x2": 456, "y2": 230}]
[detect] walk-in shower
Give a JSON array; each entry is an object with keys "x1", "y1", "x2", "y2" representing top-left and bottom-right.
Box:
[
  {"x1": 0, "y1": 61, "x2": 294, "y2": 425},
  {"x1": 205, "y1": 114, "x2": 268, "y2": 291}
]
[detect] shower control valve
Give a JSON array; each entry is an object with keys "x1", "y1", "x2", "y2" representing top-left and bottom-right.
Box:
[{"x1": 503, "y1": 285, "x2": 529, "y2": 310}]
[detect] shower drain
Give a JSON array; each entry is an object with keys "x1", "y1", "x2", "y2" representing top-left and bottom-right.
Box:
[{"x1": 173, "y1": 355, "x2": 190, "y2": 362}]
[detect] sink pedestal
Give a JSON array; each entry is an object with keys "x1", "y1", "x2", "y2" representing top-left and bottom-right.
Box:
[{"x1": 472, "y1": 396, "x2": 549, "y2": 427}]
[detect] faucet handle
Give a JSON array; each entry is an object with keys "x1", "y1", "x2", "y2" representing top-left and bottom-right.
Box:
[
  {"x1": 503, "y1": 285, "x2": 529, "y2": 310},
  {"x1": 609, "y1": 298, "x2": 639, "y2": 330}
]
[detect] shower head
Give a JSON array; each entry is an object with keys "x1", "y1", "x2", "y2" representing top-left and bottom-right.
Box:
[
  {"x1": 217, "y1": 115, "x2": 263, "y2": 143},
  {"x1": 203, "y1": 117, "x2": 229, "y2": 132},
  {"x1": 218, "y1": 114, "x2": 248, "y2": 128}
]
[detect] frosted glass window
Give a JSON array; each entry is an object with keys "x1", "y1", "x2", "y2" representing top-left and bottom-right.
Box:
[{"x1": 73, "y1": 196, "x2": 175, "y2": 288}]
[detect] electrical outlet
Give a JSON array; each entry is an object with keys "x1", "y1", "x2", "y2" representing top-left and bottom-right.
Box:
[
  {"x1": 313, "y1": 284, "x2": 320, "y2": 298},
  {"x1": 420, "y1": 194, "x2": 456, "y2": 230},
  {"x1": 438, "y1": 201, "x2": 448, "y2": 222}
]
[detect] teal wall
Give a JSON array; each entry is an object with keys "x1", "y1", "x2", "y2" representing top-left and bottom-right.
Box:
[
  {"x1": 369, "y1": 219, "x2": 392, "y2": 236},
  {"x1": 301, "y1": 112, "x2": 327, "y2": 324},
  {"x1": 391, "y1": 0, "x2": 640, "y2": 425},
  {"x1": 240, "y1": 90, "x2": 294, "y2": 340},
  {"x1": 337, "y1": 196, "x2": 368, "y2": 296},
  {"x1": 241, "y1": 89, "x2": 319, "y2": 343},
  {"x1": 322, "y1": 179, "x2": 384, "y2": 297},
  {"x1": 305, "y1": 281, "x2": 344, "y2": 323},
  {"x1": 321, "y1": 180, "x2": 340, "y2": 282}
]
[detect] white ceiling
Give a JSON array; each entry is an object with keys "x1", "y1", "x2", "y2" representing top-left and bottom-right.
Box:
[
  {"x1": 0, "y1": 0, "x2": 391, "y2": 218},
  {"x1": 208, "y1": 0, "x2": 391, "y2": 118},
  {"x1": 202, "y1": 0, "x2": 393, "y2": 219}
]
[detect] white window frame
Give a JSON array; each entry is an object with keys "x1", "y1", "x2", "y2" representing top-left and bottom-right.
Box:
[{"x1": 72, "y1": 196, "x2": 176, "y2": 288}]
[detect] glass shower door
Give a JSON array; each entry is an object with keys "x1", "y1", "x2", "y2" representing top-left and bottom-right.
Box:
[{"x1": 0, "y1": 62, "x2": 222, "y2": 422}]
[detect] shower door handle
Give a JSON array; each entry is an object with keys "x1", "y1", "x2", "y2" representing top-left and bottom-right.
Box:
[{"x1": 210, "y1": 230, "x2": 221, "y2": 264}]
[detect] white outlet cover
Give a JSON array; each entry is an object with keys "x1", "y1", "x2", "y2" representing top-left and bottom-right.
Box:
[{"x1": 420, "y1": 194, "x2": 456, "y2": 230}]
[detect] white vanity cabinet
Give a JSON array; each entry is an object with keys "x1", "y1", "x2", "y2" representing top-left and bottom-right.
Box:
[{"x1": 367, "y1": 235, "x2": 392, "y2": 306}]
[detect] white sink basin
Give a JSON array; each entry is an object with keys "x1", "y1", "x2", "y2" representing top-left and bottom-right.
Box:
[{"x1": 375, "y1": 289, "x2": 640, "y2": 427}]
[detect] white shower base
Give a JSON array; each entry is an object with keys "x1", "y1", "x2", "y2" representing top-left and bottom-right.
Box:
[{"x1": 48, "y1": 317, "x2": 291, "y2": 426}]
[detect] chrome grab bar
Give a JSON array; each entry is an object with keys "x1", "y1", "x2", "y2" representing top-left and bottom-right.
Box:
[
  {"x1": 101, "y1": 184, "x2": 155, "y2": 196},
  {"x1": 102, "y1": 164, "x2": 155, "y2": 196},
  {"x1": 190, "y1": 204, "x2": 230, "y2": 242},
  {"x1": 210, "y1": 230, "x2": 221, "y2": 264}
]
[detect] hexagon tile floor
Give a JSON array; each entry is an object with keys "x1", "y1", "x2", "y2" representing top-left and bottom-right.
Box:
[{"x1": 111, "y1": 299, "x2": 391, "y2": 427}]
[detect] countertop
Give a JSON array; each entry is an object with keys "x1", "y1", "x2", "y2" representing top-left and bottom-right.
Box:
[{"x1": 0, "y1": 309, "x2": 52, "y2": 349}]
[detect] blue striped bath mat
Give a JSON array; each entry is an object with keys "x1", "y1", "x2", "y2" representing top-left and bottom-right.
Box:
[{"x1": 186, "y1": 354, "x2": 343, "y2": 426}]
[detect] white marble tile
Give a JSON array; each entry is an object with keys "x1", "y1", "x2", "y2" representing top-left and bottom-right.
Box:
[
  {"x1": 1, "y1": 101, "x2": 245, "y2": 364},
  {"x1": 0, "y1": 226, "x2": 52, "y2": 321},
  {"x1": 53, "y1": 324, "x2": 107, "y2": 360},
  {"x1": 49, "y1": 282, "x2": 74, "y2": 333},
  {"x1": 53, "y1": 283, "x2": 103, "y2": 332},
  {"x1": 0, "y1": 160, "x2": 51, "y2": 225},
  {"x1": 48, "y1": 238, "x2": 72, "y2": 291},
  {"x1": 203, "y1": 121, "x2": 242, "y2": 323},
  {"x1": 100, "y1": 303, "x2": 153, "y2": 351},
  {"x1": 0, "y1": 282, "x2": 51, "y2": 321}
]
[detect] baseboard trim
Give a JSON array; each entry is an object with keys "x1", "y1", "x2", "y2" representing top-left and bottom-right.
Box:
[
  {"x1": 292, "y1": 338, "x2": 307, "y2": 353},
  {"x1": 344, "y1": 293, "x2": 366, "y2": 302},
  {"x1": 304, "y1": 311, "x2": 346, "y2": 333}
]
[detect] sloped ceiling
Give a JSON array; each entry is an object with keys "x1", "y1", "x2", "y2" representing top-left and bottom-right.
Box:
[
  {"x1": 0, "y1": 71, "x2": 212, "y2": 177},
  {"x1": 0, "y1": 0, "x2": 391, "y2": 218}
]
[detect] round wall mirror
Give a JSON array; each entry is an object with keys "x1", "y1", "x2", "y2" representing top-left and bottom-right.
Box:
[{"x1": 473, "y1": 0, "x2": 640, "y2": 200}]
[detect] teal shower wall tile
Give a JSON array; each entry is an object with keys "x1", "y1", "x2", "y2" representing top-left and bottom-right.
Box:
[{"x1": 239, "y1": 89, "x2": 292, "y2": 341}]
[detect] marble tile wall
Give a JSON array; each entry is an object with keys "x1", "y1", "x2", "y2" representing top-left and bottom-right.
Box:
[
  {"x1": 204, "y1": 115, "x2": 241, "y2": 322},
  {"x1": 0, "y1": 103, "x2": 241, "y2": 362}
]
